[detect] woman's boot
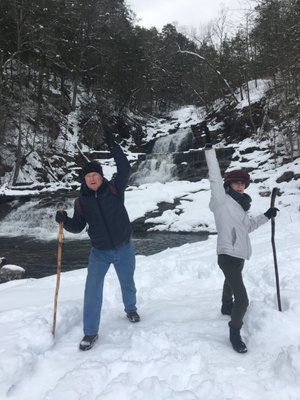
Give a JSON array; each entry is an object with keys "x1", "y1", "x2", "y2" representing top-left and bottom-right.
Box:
[{"x1": 229, "y1": 322, "x2": 247, "y2": 353}]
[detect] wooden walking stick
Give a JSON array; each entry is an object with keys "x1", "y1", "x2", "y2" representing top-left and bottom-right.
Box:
[
  {"x1": 52, "y1": 212, "x2": 64, "y2": 337},
  {"x1": 270, "y1": 188, "x2": 282, "y2": 312}
]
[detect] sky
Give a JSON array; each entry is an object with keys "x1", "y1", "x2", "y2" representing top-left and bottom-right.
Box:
[
  {"x1": 1, "y1": 82, "x2": 300, "y2": 399},
  {"x1": 127, "y1": 0, "x2": 257, "y2": 33}
]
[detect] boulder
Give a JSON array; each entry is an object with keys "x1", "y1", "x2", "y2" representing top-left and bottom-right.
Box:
[{"x1": 0, "y1": 264, "x2": 26, "y2": 283}]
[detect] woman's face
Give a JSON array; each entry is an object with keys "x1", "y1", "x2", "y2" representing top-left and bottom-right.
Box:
[{"x1": 230, "y1": 181, "x2": 246, "y2": 194}]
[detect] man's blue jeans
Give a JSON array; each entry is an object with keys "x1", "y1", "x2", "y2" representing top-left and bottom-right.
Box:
[{"x1": 83, "y1": 241, "x2": 137, "y2": 335}]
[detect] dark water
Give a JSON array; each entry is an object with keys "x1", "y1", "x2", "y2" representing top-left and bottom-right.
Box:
[{"x1": 0, "y1": 232, "x2": 208, "y2": 279}]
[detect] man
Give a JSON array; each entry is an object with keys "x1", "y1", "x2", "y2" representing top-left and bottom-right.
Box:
[
  {"x1": 203, "y1": 125, "x2": 278, "y2": 353},
  {"x1": 55, "y1": 126, "x2": 139, "y2": 351}
]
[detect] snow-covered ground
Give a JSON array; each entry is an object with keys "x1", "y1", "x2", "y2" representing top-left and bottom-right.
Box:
[
  {"x1": 1, "y1": 148, "x2": 300, "y2": 399},
  {"x1": 1, "y1": 81, "x2": 300, "y2": 398},
  {"x1": 1, "y1": 198, "x2": 300, "y2": 399}
]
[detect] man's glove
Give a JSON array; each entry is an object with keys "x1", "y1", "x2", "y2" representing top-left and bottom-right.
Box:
[
  {"x1": 102, "y1": 122, "x2": 117, "y2": 150},
  {"x1": 203, "y1": 123, "x2": 212, "y2": 149},
  {"x1": 55, "y1": 210, "x2": 68, "y2": 224},
  {"x1": 264, "y1": 207, "x2": 279, "y2": 219}
]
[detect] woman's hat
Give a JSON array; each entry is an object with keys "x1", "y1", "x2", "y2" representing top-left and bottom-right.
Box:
[{"x1": 224, "y1": 170, "x2": 250, "y2": 188}]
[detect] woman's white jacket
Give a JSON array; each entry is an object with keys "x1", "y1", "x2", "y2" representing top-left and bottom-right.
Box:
[{"x1": 205, "y1": 148, "x2": 268, "y2": 260}]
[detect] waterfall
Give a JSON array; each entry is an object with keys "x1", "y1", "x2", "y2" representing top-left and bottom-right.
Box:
[
  {"x1": 0, "y1": 197, "x2": 87, "y2": 240},
  {"x1": 131, "y1": 128, "x2": 192, "y2": 185}
]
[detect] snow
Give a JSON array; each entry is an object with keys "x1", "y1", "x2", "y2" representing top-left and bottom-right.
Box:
[
  {"x1": 0, "y1": 203, "x2": 300, "y2": 399},
  {"x1": 235, "y1": 80, "x2": 272, "y2": 109},
  {"x1": 1, "y1": 149, "x2": 300, "y2": 399},
  {"x1": 142, "y1": 105, "x2": 206, "y2": 142},
  {"x1": 1, "y1": 82, "x2": 300, "y2": 398},
  {"x1": 1, "y1": 264, "x2": 25, "y2": 272}
]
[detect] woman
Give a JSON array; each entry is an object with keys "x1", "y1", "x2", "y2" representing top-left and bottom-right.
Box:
[{"x1": 204, "y1": 127, "x2": 278, "y2": 353}]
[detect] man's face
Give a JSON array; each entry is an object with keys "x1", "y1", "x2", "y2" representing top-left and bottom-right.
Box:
[
  {"x1": 85, "y1": 172, "x2": 103, "y2": 191},
  {"x1": 230, "y1": 181, "x2": 246, "y2": 194}
]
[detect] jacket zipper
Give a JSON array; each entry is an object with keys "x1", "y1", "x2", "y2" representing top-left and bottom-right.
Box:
[{"x1": 95, "y1": 191, "x2": 116, "y2": 248}]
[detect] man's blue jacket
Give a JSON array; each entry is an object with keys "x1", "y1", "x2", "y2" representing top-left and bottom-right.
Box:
[{"x1": 63, "y1": 145, "x2": 132, "y2": 250}]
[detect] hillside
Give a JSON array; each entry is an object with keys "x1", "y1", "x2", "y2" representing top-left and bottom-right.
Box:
[
  {"x1": 1, "y1": 79, "x2": 299, "y2": 198},
  {"x1": 1, "y1": 75, "x2": 300, "y2": 399},
  {"x1": 0, "y1": 122, "x2": 300, "y2": 400},
  {"x1": 0, "y1": 79, "x2": 299, "y2": 242}
]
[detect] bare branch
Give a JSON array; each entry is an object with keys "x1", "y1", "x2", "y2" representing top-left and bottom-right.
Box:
[{"x1": 177, "y1": 49, "x2": 239, "y2": 104}]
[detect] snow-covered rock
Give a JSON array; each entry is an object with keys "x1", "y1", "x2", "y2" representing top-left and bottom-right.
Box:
[{"x1": 0, "y1": 264, "x2": 25, "y2": 283}]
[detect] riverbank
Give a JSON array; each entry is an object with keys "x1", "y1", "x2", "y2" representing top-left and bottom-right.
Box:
[{"x1": 0, "y1": 232, "x2": 208, "y2": 279}]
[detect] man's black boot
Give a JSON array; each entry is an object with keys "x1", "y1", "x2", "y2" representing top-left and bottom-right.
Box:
[
  {"x1": 79, "y1": 334, "x2": 98, "y2": 351},
  {"x1": 229, "y1": 322, "x2": 247, "y2": 353},
  {"x1": 126, "y1": 311, "x2": 140, "y2": 323}
]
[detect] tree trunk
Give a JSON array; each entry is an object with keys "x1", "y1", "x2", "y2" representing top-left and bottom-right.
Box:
[
  {"x1": 245, "y1": 79, "x2": 257, "y2": 133},
  {"x1": 71, "y1": 74, "x2": 78, "y2": 111},
  {"x1": 12, "y1": 111, "x2": 23, "y2": 185},
  {"x1": 36, "y1": 67, "x2": 44, "y2": 125}
]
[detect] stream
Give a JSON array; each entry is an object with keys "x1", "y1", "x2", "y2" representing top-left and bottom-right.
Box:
[{"x1": 0, "y1": 232, "x2": 208, "y2": 279}]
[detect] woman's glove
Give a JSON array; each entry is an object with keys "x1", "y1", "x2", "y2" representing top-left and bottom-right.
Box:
[
  {"x1": 203, "y1": 123, "x2": 212, "y2": 149},
  {"x1": 264, "y1": 207, "x2": 279, "y2": 219}
]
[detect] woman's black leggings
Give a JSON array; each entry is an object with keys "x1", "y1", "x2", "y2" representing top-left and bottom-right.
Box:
[{"x1": 218, "y1": 254, "x2": 249, "y2": 329}]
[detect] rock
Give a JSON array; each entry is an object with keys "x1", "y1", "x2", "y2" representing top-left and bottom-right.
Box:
[
  {"x1": 0, "y1": 265, "x2": 26, "y2": 283},
  {"x1": 174, "y1": 147, "x2": 234, "y2": 182},
  {"x1": 276, "y1": 171, "x2": 295, "y2": 183}
]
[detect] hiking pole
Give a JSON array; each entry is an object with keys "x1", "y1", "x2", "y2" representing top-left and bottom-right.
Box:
[
  {"x1": 52, "y1": 210, "x2": 64, "y2": 337},
  {"x1": 270, "y1": 188, "x2": 282, "y2": 312}
]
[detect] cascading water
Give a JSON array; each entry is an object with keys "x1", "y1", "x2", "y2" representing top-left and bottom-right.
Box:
[{"x1": 130, "y1": 128, "x2": 192, "y2": 185}]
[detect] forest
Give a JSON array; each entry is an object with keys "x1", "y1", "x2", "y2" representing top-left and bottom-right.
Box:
[{"x1": 0, "y1": 0, "x2": 299, "y2": 185}]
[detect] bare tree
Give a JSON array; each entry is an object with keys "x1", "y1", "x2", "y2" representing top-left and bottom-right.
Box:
[{"x1": 177, "y1": 49, "x2": 239, "y2": 104}]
